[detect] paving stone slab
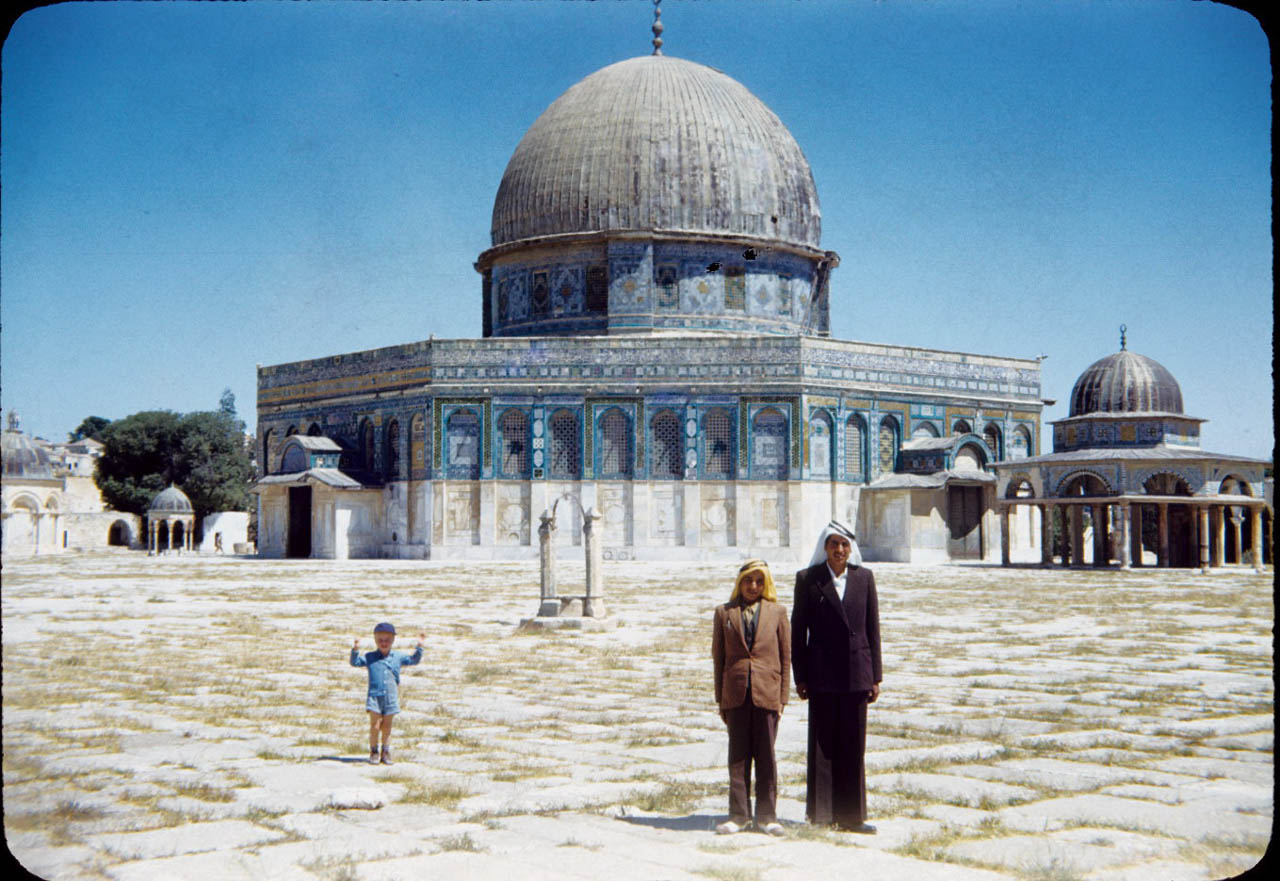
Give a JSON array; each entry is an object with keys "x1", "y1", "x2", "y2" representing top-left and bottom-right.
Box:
[
  {"x1": 1144, "y1": 755, "x2": 1275, "y2": 787},
  {"x1": 91, "y1": 819, "x2": 287, "y2": 861},
  {"x1": 958, "y1": 758, "x2": 1197, "y2": 792},
  {"x1": 944, "y1": 827, "x2": 1181, "y2": 873},
  {"x1": 996, "y1": 793, "x2": 1273, "y2": 840},
  {"x1": 867, "y1": 741, "x2": 1005, "y2": 771},
  {"x1": 876, "y1": 772, "x2": 1037, "y2": 808}
]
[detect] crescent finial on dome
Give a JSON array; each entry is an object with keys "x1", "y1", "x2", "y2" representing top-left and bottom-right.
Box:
[
  {"x1": 1120, "y1": 323, "x2": 1127, "y2": 351},
  {"x1": 652, "y1": 0, "x2": 664, "y2": 55}
]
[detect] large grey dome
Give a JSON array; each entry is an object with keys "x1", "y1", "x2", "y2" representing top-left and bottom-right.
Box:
[
  {"x1": 1068, "y1": 350, "x2": 1184, "y2": 417},
  {"x1": 490, "y1": 55, "x2": 822, "y2": 252}
]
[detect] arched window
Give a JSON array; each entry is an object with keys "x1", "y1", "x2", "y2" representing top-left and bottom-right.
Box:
[
  {"x1": 262, "y1": 428, "x2": 277, "y2": 475},
  {"x1": 498, "y1": 410, "x2": 530, "y2": 478},
  {"x1": 384, "y1": 419, "x2": 401, "y2": 479},
  {"x1": 751, "y1": 408, "x2": 788, "y2": 480},
  {"x1": 983, "y1": 422, "x2": 1002, "y2": 461},
  {"x1": 445, "y1": 410, "x2": 480, "y2": 480},
  {"x1": 286, "y1": 425, "x2": 299, "y2": 437},
  {"x1": 359, "y1": 419, "x2": 375, "y2": 473},
  {"x1": 912, "y1": 421, "x2": 940, "y2": 439},
  {"x1": 845, "y1": 414, "x2": 866, "y2": 481},
  {"x1": 410, "y1": 413, "x2": 426, "y2": 476},
  {"x1": 1011, "y1": 425, "x2": 1032, "y2": 459},
  {"x1": 307, "y1": 423, "x2": 323, "y2": 436},
  {"x1": 809, "y1": 410, "x2": 833, "y2": 479},
  {"x1": 597, "y1": 408, "x2": 632, "y2": 479},
  {"x1": 878, "y1": 416, "x2": 899, "y2": 474},
  {"x1": 701, "y1": 408, "x2": 735, "y2": 480},
  {"x1": 549, "y1": 409, "x2": 580, "y2": 480},
  {"x1": 650, "y1": 410, "x2": 683, "y2": 479},
  {"x1": 952, "y1": 419, "x2": 972, "y2": 436},
  {"x1": 281, "y1": 442, "x2": 308, "y2": 473}
]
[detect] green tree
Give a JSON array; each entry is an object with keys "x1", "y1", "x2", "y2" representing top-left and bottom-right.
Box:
[
  {"x1": 69, "y1": 415, "x2": 111, "y2": 442},
  {"x1": 95, "y1": 409, "x2": 254, "y2": 526}
]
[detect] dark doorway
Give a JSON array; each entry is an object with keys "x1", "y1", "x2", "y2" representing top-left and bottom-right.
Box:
[
  {"x1": 287, "y1": 486, "x2": 312, "y2": 558},
  {"x1": 108, "y1": 520, "x2": 130, "y2": 546},
  {"x1": 948, "y1": 485, "x2": 984, "y2": 559}
]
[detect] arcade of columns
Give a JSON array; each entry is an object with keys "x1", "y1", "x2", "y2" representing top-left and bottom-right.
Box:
[
  {"x1": 147, "y1": 515, "x2": 194, "y2": 555},
  {"x1": 998, "y1": 494, "x2": 1268, "y2": 572}
]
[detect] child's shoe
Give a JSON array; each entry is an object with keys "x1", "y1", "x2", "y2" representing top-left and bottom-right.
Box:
[
  {"x1": 380, "y1": 747, "x2": 393, "y2": 765},
  {"x1": 368, "y1": 748, "x2": 380, "y2": 765}
]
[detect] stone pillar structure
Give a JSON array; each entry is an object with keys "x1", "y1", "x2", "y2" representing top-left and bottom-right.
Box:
[
  {"x1": 1197, "y1": 506, "x2": 1210, "y2": 573},
  {"x1": 1117, "y1": 503, "x2": 1131, "y2": 569},
  {"x1": 1157, "y1": 503, "x2": 1169, "y2": 567},
  {"x1": 583, "y1": 507, "x2": 604, "y2": 617},
  {"x1": 1039, "y1": 504, "x2": 1052, "y2": 566},
  {"x1": 1211, "y1": 506, "x2": 1224, "y2": 567},
  {"x1": 537, "y1": 510, "x2": 559, "y2": 616},
  {"x1": 1129, "y1": 505, "x2": 1142, "y2": 567},
  {"x1": 1070, "y1": 505, "x2": 1084, "y2": 566},
  {"x1": 1250, "y1": 507, "x2": 1264, "y2": 571},
  {"x1": 1091, "y1": 504, "x2": 1108, "y2": 566},
  {"x1": 999, "y1": 505, "x2": 1011, "y2": 566}
]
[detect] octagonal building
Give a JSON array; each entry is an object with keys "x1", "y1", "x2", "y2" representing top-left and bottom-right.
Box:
[{"x1": 254, "y1": 42, "x2": 1044, "y2": 563}]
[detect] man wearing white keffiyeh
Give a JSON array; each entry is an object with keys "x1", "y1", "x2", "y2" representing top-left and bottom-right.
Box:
[{"x1": 791, "y1": 520, "x2": 881, "y2": 833}]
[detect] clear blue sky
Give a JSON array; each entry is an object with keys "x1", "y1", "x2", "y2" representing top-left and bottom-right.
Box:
[{"x1": 1, "y1": 0, "x2": 1272, "y2": 460}]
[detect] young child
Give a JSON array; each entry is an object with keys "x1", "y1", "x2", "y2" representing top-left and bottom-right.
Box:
[
  {"x1": 711, "y1": 559, "x2": 791, "y2": 835},
  {"x1": 350, "y1": 622, "x2": 425, "y2": 765}
]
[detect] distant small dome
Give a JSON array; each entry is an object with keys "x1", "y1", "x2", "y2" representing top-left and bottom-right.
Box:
[
  {"x1": 1068, "y1": 350, "x2": 1184, "y2": 417},
  {"x1": 1, "y1": 427, "x2": 55, "y2": 479},
  {"x1": 148, "y1": 484, "x2": 193, "y2": 513}
]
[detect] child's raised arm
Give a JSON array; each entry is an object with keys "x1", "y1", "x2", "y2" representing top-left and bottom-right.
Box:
[{"x1": 350, "y1": 639, "x2": 367, "y2": 666}]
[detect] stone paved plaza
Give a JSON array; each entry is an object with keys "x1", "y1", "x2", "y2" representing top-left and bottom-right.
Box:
[{"x1": 2, "y1": 554, "x2": 1272, "y2": 881}]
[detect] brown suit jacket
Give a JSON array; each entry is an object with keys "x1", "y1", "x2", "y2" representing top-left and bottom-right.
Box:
[{"x1": 712, "y1": 599, "x2": 791, "y2": 713}]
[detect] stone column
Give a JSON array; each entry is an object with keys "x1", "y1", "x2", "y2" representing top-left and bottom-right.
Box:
[
  {"x1": 1070, "y1": 505, "x2": 1084, "y2": 566},
  {"x1": 1091, "y1": 504, "x2": 1108, "y2": 566},
  {"x1": 537, "y1": 510, "x2": 559, "y2": 616},
  {"x1": 1230, "y1": 509, "x2": 1243, "y2": 565},
  {"x1": 999, "y1": 504, "x2": 1011, "y2": 566},
  {"x1": 1211, "y1": 506, "x2": 1224, "y2": 567},
  {"x1": 1039, "y1": 504, "x2": 1052, "y2": 566},
  {"x1": 1117, "y1": 503, "x2": 1131, "y2": 569},
  {"x1": 1250, "y1": 506, "x2": 1264, "y2": 571},
  {"x1": 1197, "y1": 506, "x2": 1210, "y2": 573},
  {"x1": 583, "y1": 507, "x2": 604, "y2": 617},
  {"x1": 1129, "y1": 504, "x2": 1143, "y2": 567},
  {"x1": 1157, "y1": 503, "x2": 1169, "y2": 567}
]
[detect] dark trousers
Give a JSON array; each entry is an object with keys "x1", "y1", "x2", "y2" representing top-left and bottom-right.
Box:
[
  {"x1": 725, "y1": 689, "x2": 779, "y2": 824},
  {"x1": 806, "y1": 691, "x2": 868, "y2": 826}
]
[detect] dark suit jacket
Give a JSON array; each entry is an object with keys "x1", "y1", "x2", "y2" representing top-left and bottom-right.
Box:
[
  {"x1": 712, "y1": 599, "x2": 791, "y2": 713},
  {"x1": 791, "y1": 562, "x2": 881, "y2": 694}
]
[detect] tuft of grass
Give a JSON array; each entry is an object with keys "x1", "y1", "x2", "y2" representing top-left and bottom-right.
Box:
[
  {"x1": 399, "y1": 781, "x2": 470, "y2": 809},
  {"x1": 692, "y1": 865, "x2": 764, "y2": 881},
  {"x1": 437, "y1": 832, "x2": 484, "y2": 852},
  {"x1": 173, "y1": 781, "x2": 237, "y2": 802}
]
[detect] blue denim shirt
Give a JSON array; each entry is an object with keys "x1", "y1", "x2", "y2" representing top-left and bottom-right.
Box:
[{"x1": 350, "y1": 646, "x2": 423, "y2": 698}]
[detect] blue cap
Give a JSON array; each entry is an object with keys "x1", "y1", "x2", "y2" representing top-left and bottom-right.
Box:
[{"x1": 373, "y1": 622, "x2": 396, "y2": 634}]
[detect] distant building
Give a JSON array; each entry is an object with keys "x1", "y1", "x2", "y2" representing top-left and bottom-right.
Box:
[
  {"x1": 1, "y1": 412, "x2": 142, "y2": 555},
  {"x1": 994, "y1": 336, "x2": 1272, "y2": 570},
  {"x1": 253, "y1": 37, "x2": 1043, "y2": 563}
]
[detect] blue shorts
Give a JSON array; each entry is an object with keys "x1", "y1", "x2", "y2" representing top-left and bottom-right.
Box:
[{"x1": 366, "y1": 694, "x2": 400, "y2": 715}]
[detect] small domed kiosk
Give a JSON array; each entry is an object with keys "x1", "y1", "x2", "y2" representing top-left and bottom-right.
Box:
[
  {"x1": 994, "y1": 329, "x2": 1271, "y2": 571},
  {"x1": 148, "y1": 484, "x2": 195, "y2": 554}
]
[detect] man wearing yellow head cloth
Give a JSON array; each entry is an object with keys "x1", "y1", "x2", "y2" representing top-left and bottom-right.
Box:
[
  {"x1": 711, "y1": 559, "x2": 791, "y2": 835},
  {"x1": 791, "y1": 520, "x2": 881, "y2": 834}
]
